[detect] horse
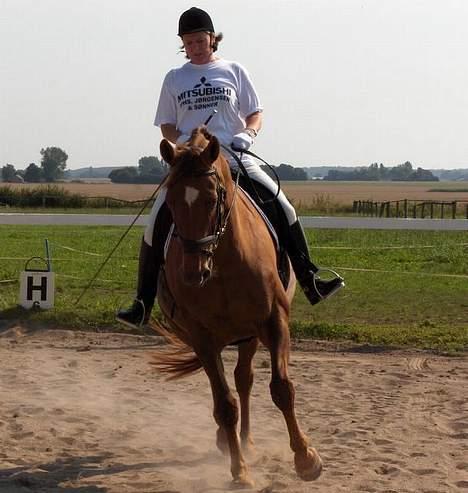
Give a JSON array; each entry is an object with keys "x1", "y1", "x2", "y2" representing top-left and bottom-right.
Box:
[{"x1": 153, "y1": 127, "x2": 323, "y2": 487}]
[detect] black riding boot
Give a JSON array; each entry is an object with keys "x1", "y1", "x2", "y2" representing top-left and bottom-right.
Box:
[
  {"x1": 117, "y1": 201, "x2": 172, "y2": 328},
  {"x1": 116, "y1": 238, "x2": 159, "y2": 328},
  {"x1": 287, "y1": 220, "x2": 344, "y2": 305}
]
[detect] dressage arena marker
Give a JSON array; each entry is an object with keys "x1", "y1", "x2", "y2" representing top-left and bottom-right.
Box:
[{"x1": 18, "y1": 239, "x2": 55, "y2": 309}]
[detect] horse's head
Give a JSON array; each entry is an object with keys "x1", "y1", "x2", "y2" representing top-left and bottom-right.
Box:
[{"x1": 161, "y1": 127, "x2": 231, "y2": 288}]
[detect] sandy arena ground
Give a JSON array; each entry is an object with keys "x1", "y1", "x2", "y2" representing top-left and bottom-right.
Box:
[{"x1": 0, "y1": 326, "x2": 467, "y2": 493}]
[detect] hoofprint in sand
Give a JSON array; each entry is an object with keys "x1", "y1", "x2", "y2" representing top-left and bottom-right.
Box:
[{"x1": 0, "y1": 327, "x2": 466, "y2": 493}]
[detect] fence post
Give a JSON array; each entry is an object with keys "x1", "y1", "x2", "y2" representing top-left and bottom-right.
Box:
[
  {"x1": 441, "y1": 203, "x2": 444, "y2": 219},
  {"x1": 452, "y1": 201, "x2": 457, "y2": 219},
  {"x1": 404, "y1": 199, "x2": 408, "y2": 218},
  {"x1": 421, "y1": 202, "x2": 425, "y2": 218},
  {"x1": 413, "y1": 203, "x2": 417, "y2": 218}
]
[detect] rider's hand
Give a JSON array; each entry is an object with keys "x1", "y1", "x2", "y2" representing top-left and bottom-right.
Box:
[{"x1": 231, "y1": 128, "x2": 257, "y2": 151}]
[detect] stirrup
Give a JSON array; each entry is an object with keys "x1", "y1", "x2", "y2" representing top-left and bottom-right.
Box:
[
  {"x1": 116, "y1": 298, "x2": 147, "y2": 329},
  {"x1": 312, "y1": 268, "x2": 345, "y2": 301}
]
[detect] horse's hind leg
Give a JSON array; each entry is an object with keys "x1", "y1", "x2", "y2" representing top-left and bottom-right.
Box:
[
  {"x1": 200, "y1": 350, "x2": 254, "y2": 488},
  {"x1": 263, "y1": 314, "x2": 323, "y2": 481},
  {"x1": 234, "y1": 337, "x2": 258, "y2": 454}
]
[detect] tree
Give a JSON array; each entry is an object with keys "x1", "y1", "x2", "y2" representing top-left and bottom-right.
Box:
[
  {"x1": 137, "y1": 156, "x2": 167, "y2": 183},
  {"x1": 410, "y1": 167, "x2": 439, "y2": 181},
  {"x1": 260, "y1": 163, "x2": 308, "y2": 181},
  {"x1": 1, "y1": 164, "x2": 16, "y2": 182},
  {"x1": 138, "y1": 156, "x2": 162, "y2": 174},
  {"x1": 390, "y1": 161, "x2": 413, "y2": 181},
  {"x1": 108, "y1": 167, "x2": 139, "y2": 183},
  {"x1": 24, "y1": 163, "x2": 43, "y2": 182},
  {"x1": 40, "y1": 147, "x2": 68, "y2": 182}
]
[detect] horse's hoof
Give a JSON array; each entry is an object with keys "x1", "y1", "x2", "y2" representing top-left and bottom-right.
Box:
[
  {"x1": 230, "y1": 476, "x2": 255, "y2": 489},
  {"x1": 294, "y1": 447, "x2": 323, "y2": 481},
  {"x1": 216, "y1": 427, "x2": 229, "y2": 455}
]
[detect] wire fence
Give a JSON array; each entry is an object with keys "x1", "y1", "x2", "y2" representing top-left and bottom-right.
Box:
[{"x1": 353, "y1": 199, "x2": 468, "y2": 219}]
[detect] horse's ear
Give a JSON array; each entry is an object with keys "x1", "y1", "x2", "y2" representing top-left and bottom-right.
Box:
[
  {"x1": 201, "y1": 135, "x2": 220, "y2": 165},
  {"x1": 160, "y1": 139, "x2": 175, "y2": 166}
]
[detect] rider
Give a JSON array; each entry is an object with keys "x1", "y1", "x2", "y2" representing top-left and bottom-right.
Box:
[{"x1": 117, "y1": 7, "x2": 344, "y2": 328}]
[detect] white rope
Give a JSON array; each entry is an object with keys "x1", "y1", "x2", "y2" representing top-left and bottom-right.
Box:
[
  {"x1": 335, "y1": 266, "x2": 468, "y2": 279},
  {"x1": 49, "y1": 243, "x2": 103, "y2": 256},
  {"x1": 313, "y1": 243, "x2": 468, "y2": 250}
]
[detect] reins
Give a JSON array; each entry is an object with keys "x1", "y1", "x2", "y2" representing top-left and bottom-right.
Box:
[
  {"x1": 74, "y1": 176, "x2": 168, "y2": 305},
  {"x1": 220, "y1": 145, "x2": 282, "y2": 205}
]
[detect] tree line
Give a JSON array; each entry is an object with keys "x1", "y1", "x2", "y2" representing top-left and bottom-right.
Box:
[
  {"x1": 1, "y1": 148, "x2": 168, "y2": 184},
  {"x1": 3, "y1": 149, "x2": 439, "y2": 184},
  {"x1": 2, "y1": 147, "x2": 69, "y2": 183},
  {"x1": 324, "y1": 161, "x2": 439, "y2": 181},
  {"x1": 108, "y1": 156, "x2": 167, "y2": 183}
]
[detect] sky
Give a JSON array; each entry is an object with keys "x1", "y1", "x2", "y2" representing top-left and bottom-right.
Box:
[{"x1": 1, "y1": 0, "x2": 468, "y2": 170}]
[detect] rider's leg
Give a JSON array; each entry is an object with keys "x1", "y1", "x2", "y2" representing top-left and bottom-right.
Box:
[
  {"x1": 116, "y1": 188, "x2": 170, "y2": 328},
  {"x1": 237, "y1": 168, "x2": 344, "y2": 305}
]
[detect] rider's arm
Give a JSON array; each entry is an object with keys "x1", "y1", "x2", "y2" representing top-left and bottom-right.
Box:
[
  {"x1": 245, "y1": 111, "x2": 263, "y2": 136},
  {"x1": 160, "y1": 124, "x2": 180, "y2": 144}
]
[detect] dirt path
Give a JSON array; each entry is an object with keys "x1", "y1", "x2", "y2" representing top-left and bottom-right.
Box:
[{"x1": 0, "y1": 327, "x2": 466, "y2": 492}]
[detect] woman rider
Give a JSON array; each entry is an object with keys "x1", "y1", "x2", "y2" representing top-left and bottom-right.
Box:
[{"x1": 117, "y1": 7, "x2": 344, "y2": 328}]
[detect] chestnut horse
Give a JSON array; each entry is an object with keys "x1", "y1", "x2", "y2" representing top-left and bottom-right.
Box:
[{"x1": 154, "y1": 127, "x2": 322, "y2": 487}]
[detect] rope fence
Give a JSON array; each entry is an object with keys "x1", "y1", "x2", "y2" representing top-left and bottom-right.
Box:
[{"x1": 1, "y1": 239, "x2": 466, "y2": 288}]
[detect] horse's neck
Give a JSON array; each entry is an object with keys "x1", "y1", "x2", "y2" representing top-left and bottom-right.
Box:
[{"x1": 220, "y1": 186, "x2": 269, "y2": 260}]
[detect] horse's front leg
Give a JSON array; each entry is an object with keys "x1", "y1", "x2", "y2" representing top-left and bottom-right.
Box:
[
  {"x1": 262, "y1": 311, "x2": 323, "y2": 481},
  {"x1": 199, "y1": 349, "x2": 254, "y2": 488},
  {"x1": 234, "y1": 337, "x2": 258, "y2": 455}
]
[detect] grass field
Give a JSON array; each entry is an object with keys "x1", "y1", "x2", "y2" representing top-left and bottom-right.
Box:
[
  {"x1": 3, "y1": 181, "x2": 468, "y2": 209},
  {"x1": 0, "y1": 225, "x2": 466, "y2": 352}
]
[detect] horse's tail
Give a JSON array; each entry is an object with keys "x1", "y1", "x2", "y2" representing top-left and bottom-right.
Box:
[{"x1": 150, "y1": 320, "x2": 202, "y2": 380}]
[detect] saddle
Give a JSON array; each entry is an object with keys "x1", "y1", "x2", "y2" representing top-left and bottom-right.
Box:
[{"x1": 235, "y1": 174, "x2": 291, "y2": 290}]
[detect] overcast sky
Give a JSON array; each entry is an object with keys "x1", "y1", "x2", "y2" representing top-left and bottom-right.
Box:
[{"x1": 1, "y1": 0, "x2": 467, "y2": 170}]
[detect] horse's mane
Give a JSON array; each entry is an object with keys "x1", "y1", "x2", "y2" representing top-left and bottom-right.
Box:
[{"x1": 165, "y1": 127, "x2": 216, "y2": 188}]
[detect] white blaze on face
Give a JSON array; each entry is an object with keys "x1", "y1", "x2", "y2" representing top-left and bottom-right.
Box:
[{"x1": 184, "y1": 186, "x2": 200, "y2": 207}]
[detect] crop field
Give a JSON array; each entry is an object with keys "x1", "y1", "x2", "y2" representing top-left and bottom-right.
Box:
[
  {"x1": 1, "y1": 225, "x2": 467, "y2": 351},
  {"x1": 3, "y1": 180, "x2": 468, "y2": 207}
]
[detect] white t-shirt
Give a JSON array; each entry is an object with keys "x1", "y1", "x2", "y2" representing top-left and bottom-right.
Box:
[{"x1": 154, "y1": 58, "x2": 263, "y2": 168}]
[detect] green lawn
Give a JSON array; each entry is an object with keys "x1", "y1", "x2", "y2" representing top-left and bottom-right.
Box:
[{"x1": 0, "y1": 226, "x2": 467, "y2": 352}]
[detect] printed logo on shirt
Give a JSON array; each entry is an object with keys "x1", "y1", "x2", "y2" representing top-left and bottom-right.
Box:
[{"x1": 177, "y1": 77, "x2": 232, "y2": 111}]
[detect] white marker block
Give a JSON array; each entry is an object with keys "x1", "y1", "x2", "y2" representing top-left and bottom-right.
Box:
[{"x1": 19, "y1": 270, "x2": 55, "y2": 309}]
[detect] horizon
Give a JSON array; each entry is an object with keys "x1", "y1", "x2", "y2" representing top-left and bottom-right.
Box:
[{"x1": 2, "y1": 1, "x2": 468, "y2": 170}]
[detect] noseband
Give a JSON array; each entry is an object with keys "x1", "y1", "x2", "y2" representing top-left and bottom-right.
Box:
[{"x1": 172, "y1": 166, "x2": 238, "y2": 258}]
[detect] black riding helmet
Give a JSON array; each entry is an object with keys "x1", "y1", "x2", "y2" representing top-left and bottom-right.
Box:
[{"x1": 178, "y1": 7, "x2": 215, "y2": 36}]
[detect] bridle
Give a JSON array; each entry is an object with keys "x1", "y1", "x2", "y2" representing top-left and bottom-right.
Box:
[{"x1": 172, "y1": 164, "x2": 240, "y2": 259}]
